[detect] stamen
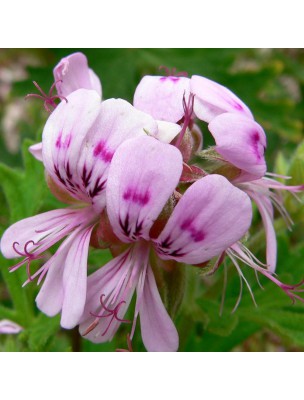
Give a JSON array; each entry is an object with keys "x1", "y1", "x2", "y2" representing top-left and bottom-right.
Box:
[
  {"x1": 175, "y1": 92, "x2": 195, "y2": 148},
  {"x1": 86, "y1": 294, "x2": 131, "y2": 337},
  {"x1": 25, "y1": 80, "x2": 68, "y2": 113},
  {"x1": 159, "y1": 65, "x2": 188, "y2": 77},
  {"x1": 259, "y1": 270, "x2": 304, "y2": 305},
  {"x1": 11, "y1": 240, "x2": 43, "y2": 281}
]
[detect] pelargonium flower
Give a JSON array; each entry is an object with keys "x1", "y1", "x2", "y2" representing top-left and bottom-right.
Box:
[
  {"x1": 134, "y1": 69, "x2": 304, "y2": 304},
  {"x1": 206, "y1": 110, "x2": 304, "y2": 274},
  {"x1": 29, "y1": 52, "x2": 102, "y2": 162},
  {"x1": 79, "y1": 135, "x2": 252, "y2": 351},
  {"x1": 0, "y1": 89, "x2": 164, "y2": 329}
]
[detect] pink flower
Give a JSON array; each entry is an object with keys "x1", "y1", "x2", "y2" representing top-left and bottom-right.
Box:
[
  {"x1": 79, "y1": 135, "x2": 252, "y2": 351},
  {"x1": 29, "y1": 52, "x2": 102, "y2": 162},
  {"x1": 134, "y1": 69, "x2": 304, "y2": 310},
  {"x1": 0, "y1": 319, "x2": 23, "y2": 334},
  {"x1": 0, "y1": 89, "x2": 160, "y2": 329}
]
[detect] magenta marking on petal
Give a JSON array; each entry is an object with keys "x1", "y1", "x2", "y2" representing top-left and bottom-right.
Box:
[
  {"x1": 93, "y1": 140, "x2": 114, "y2": 163},
  {"x1": 251, "y1": 131, "x2": 264, "y2": 160},
  {"x1": 56, "y1": 132, "x2": 72, "y2": 149},
  {"x1": 231, "y1": 100, "x2": 243, "y2": 111},
  {"x1": 159, "y1": 76, "x2": 180, "y2": 83},
  {"x1": 88, "y1": 176, "x2": 106, "y2": 198},
  {"x1": 123, "y1": 187, "x2": 150, "y2": 206},
  {"x1": 81, "y1": 164, "x2": 93, "y2": 188},
  {"x1": 180, "y1": 218, "x2": 205, "y2": 242},
  {"x1": 55, "y1": 132, "x2": 62, "y2": 148}
]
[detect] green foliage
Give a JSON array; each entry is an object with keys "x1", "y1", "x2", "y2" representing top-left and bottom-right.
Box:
[{"x1": 0, "y1": 49, "x2": 304, "y2": 352}]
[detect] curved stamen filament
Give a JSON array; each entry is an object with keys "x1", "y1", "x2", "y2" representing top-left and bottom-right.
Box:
[
  {"x1": 11, "y1": 240, "x2": 43, "y2": 281},
  {"x1": 25, "y1": 80, "x2": 68, "y2": 113},
  {"x1": 85, "y1": 294, "x2": 131, "y2": 337},
  {"x1": 159, "y1": 65, "x2": 188, "y2": 77},
  {"x1": 175, "y1": 92, "x2": 195, "y2": 148}
]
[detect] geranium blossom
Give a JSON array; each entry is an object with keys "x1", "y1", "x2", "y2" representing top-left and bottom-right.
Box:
[
  {"x1": 1, "y1": 89, "x2": 162, "y2": 329},
  {"x1": 79, "y1": 135, "x2": 252, "y2": 351},
  {"x1": 133, "y1": 69, "x2": 304, "y2": 304}
]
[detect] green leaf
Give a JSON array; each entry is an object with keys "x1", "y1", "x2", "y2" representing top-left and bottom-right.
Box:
[
  {"x1": 196, "y1": 298, "x2": 239, "y2": 337},
  {"x1": 0, "y1": 138, "x2": 47, "y2": 222},
  {"x1": 162, "y1": 264, "x2": 186, "y2": 319},
  {"x1": 21, "y1": 313, "x2": 61, "y2": 351},
  {"x1": 239, "y1": 308, "x2": 304, "y2": 349}
]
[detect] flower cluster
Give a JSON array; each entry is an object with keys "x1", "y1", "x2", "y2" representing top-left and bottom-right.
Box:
[{"x1": 1, "y1": 52, "x2": 303, "y2": 351}]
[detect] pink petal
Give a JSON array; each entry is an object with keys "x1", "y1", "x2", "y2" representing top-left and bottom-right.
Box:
[
  {"x1": 79, "y1": 248, "x2": 139, "y2": 343},
  {"x1": 54, "y1": 52, "x2": 102, "y2": 97},
  {"x1": 248, "y1": 191, "x2": 277, "y2": 272},
  {"x1": 61, "y1": 225, "x2": 94, "y2": 328},
  {"x1": 35, "y1": 236, "x2": 73, "y2": 317},
  {"x1": 76, "y1": 98, "x2": 158, "y2": 212},
  {"x1": 29, "y1": 142, "x2": 43, "y2": 161},
  {"x1": 191, "y1": 75, "x2": 254, "y2": 123},
  {"x1": 155, "y1": 174, "x2": 252, "y2": 264},
  {"x1": 0, "y1": 208, "x2": 91, "y2": 259},
  {"x1": 0, "y1": 320, "x2": 23, "y2": 334},
  {"x1": 209, "y1": 113, "x2": 267, "y2": 179},
  {"x1": 139, "y1": 265, "x2": 179, "y2": 352},
  {"x1": 106, "y1": 136, "x2": 183, "y2": 243},
  {"x1": 42, "y1": 89, "x2": 102, "y2": 203},
  {"x1": 134, "y1": 75, "x2": 190, "y2": 122}
]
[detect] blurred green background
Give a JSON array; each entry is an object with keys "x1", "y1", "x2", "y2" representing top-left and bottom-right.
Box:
[{"x1": 0, "y1": 48, "x2": 304, "y2": 352}]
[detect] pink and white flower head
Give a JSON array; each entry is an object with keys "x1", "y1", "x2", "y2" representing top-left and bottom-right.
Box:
[
  {"x1": 134, "y1": 68, "x2": 304, "y2": 310},
  {"x1": 29, "y1": 52, "x2": 102, "y2": 162},
  {"x1": 79, "y1": 135, "x2": 252, "y2": 351},
  {"x1": 0, "y1": 89, "x2": 161, "y2": 330}
]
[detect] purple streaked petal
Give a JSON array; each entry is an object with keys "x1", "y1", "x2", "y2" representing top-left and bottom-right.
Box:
[
  {"x1": 42, "y1": 89, "x2": 102, "y2": 203},
  {"x1": 134, "y1": 75, "x2": 190, "y2": 122},
  {"x1": 54, "y1": 52, "x2": 102, "y2": 97},
  {"x1": 139, "y1": 265, "x2": 179, "y2": 352},
  {"x1": 29, "y1": 142, "x2": 43, "y2": 161},
  {"x1": 155, "y1": 175, "x2": 252, "y2": 264},
  {"x1": 79, "y1": 248, "x2": 139, "y2": 343},
  {"x1": 0, "y1": 319, "x2": 23, "y2": 334},
  {"x1": 209, "y1": 113, "x2": 267, "y2": 179},
  {"x1": 76, "y1": 98, "x2": 158, "y2": 212},
  {"x1": 106, "y1": 136, "x2": 183, "y2": 243},
  {"x1": 0, "y1": 208, "x2": 93, "y2": 259},
  {"x1": 191, "y1": 75, "x2": 254, "y2": 123}
]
